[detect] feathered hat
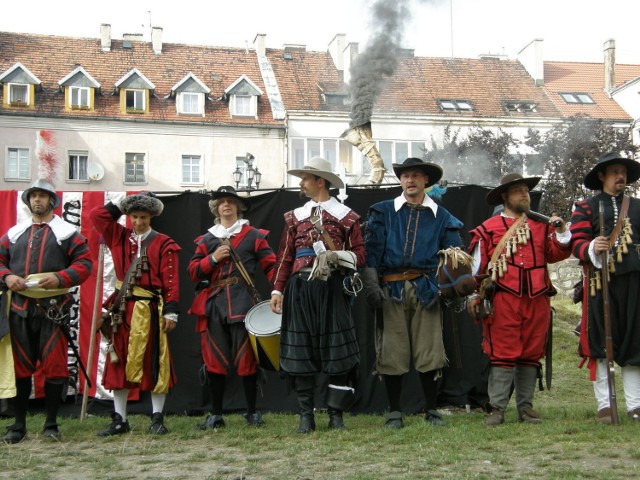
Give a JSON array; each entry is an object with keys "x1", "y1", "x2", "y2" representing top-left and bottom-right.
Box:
[
  {"x1": 21, "y1": 130, "x2": 61, "y2": 209},
  {"x1": 120, "y1": 192, "x2": 164, "y2": 216}
]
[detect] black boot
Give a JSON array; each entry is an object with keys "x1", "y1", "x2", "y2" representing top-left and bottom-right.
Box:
[
  {"x1": 3, "y1": 377, "x2": 31, "y2": 444},
  {"x1": 294, "y1": 376, "x2": 315, "y2": 434},
  {"x1": 43, "y1": 379, "x2": 65, "y2": 440},
  {"x1": 327, "y1": 408, "x2": 345, "y2": 430}
]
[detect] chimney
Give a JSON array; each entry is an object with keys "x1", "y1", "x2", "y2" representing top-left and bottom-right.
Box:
[
  {"x1": 100, "y1": 23, "x2": 111, "y2": 52},
  {"x1": 253, "y1": 33, "x2": 266, "y2": 57},
  {"x1": 329, "y1": 34, "x2": 346, "y2": 71},
  {"x1": 342, "y1": 42, "x2": 359, "y2": 85},
  {"x1": 604, "y1": 38, "x2": 616, "y2": 94},
  {"x1": 517, "y1": 38, "x2": 544, "y2": 86},
  {"x1": 152, "y1": 26, "x2": 163, "y2": 55}
]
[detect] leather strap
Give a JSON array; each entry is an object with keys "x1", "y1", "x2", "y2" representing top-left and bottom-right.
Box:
[
  {"x1": 219, "y1": 238, "x2": 261, "y2": 302},
  {"x1": 112, "y1": 230, "x2": 158, "y2": 311},
  {"x1": 490, "y1": 215, "x2": 525, "y2": 266},
  {"x1": 608, "y1": 195, "x2": 629, "y2": 244},
  {"x1": 211, "y1": 277, "x2": 241, "y2": 288},
  {"x1": 310, "y1": 208, "x2": 337, "y2": 251},
  {"x1": 382, "y1": 272, "x2": 423, "y2": 282}
]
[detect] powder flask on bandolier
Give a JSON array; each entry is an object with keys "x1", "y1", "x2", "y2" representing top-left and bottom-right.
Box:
[
  {"x1": 589, "y1": 217, "x2": 633, "y2": 296},
  {"x1": 489, "y1": 221, "x2": 530, "y2": 281}
]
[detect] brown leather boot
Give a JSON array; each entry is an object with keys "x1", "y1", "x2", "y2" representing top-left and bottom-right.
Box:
[
  {"x1": 597, "y1": 407, "x2": 612, "y2": 425},
  {"x1": 518, "y1": 406, "x2": 542, "y2": 424},
  {"x1": 485, "y1": 407, "x2": 504, "y2": 426}
]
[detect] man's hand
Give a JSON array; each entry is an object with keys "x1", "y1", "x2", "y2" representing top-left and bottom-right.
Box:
[
  {"x1": 549, "y1": 214, "x2": 566, "y2": 233},
  {"x1": 162, "y1": 317, "x2": 177, "y2": 333},
  {"x1": 593, "y1": 235, "x2": 611, "y2": 255},
  {"x1": 4, "y1": 274, "x2": 27, "y2": 292},
  {"x1": 36, "y1": 273, "x2": 61, "y2": 289},
  {"x1": 361, "y1": 268, "x2": 386, "y2": 309},
  {"x1": 212, "y1": 244, "x2": 232, "y2": 263},
  {"x1": 270, "y1": 293, "x2": 283, "y2": 315}
]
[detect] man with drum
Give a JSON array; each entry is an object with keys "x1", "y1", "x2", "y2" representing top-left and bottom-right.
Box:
[
  {"x1": 270, "y1": 157, "x2": 365, "y2": 433},
  {"x1": 363, "y1": 157, "x2": 464, "y2": 428},
  {"x1": 189, "y1": 186, "x2": 276, "y2": 428}
]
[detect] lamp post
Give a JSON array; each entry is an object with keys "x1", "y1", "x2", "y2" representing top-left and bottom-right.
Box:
[{"x1": 233, "y1": 153, "x2": 261, "y2": 191}]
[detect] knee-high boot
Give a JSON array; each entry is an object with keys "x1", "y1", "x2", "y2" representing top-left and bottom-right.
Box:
[
  {"x1": 294, "y1": 375, "x2": 316, "y2": 433},
  {"x1": 514, "y1": 366, "x2": 542, "y2": 423}
]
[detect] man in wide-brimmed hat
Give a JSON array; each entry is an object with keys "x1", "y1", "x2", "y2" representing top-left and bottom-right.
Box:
[
  {"x1": 570, "y1": 151, "x2": 640, "y2": 424},
  {"x1": 0, "y1": 178, "x2": 92, "y2": 443},
  {"x1": 270, "y1": 157, "x2": 365, "y2": 433},
  {"x1": 188, "y1": 186, "x2": 275, "y2": 429},
  {"x1": 363, "y1": 157, "x2": 464, "y2": 428},
  {"x1": 468, "y1": 172, "x2": 571, "y2": 426},
  {"x1": 90, "y1": 192, "x2": 180, "y2": 437}
]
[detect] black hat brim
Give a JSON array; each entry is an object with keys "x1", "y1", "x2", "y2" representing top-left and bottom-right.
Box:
[
  {"x1": 584, "y1": 157, "x2": 640, "y2": 190},
  {"x1": 486, "y1": 177, "x2": 541, "y2": 206},
  {"x1": 211, "y1": 191, "x2": 250, "y2": 212},
  {"x1": 392, "y1": 163, "x2": 443, "y2": 187}
]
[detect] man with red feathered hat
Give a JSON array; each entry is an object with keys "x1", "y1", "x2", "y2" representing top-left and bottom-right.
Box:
[{"x1": 0, "y1": 130, "x2": 93, "y2": 443}]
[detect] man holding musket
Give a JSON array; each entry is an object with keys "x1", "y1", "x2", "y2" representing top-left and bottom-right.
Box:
[
  {"x1": 91, "y1": 192, "x2": 180, "y2": 436},
  {"x1": 0, "y1": 178, "x2": 92, "y2": 443},
  {"x1": 468, "y1": 173, "x2": 570, "y2": 426},
  {"x1": 570, "y1": 152, "x2": 640, "y2": 424}
]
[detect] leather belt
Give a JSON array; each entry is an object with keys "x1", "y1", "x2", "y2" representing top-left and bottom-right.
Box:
[
  {"x1": 382, "y1": 269, "x2": 430, "y2": 282},
  {"x1": 212, "y1": 277, "x2": 241, "y2": 287}
]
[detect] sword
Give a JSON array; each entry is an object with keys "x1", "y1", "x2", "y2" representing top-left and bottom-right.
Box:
[
  {"x1": 46, "y1": 299, "x2": 92, "y2": 389},
  {"x1": 545, "y1": 307, "x2": 554, "y2": 390}
]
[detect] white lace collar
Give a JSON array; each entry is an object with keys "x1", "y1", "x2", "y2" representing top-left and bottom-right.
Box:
[
  {"x1": 209, "y1": 219, "x2": 250, "y2": 238},
  {"x1": 293, "y1": 197, "x2": 350, "y2": 221},
  {"x1": 8, "y1": 215, "x2": 76, "y2": 245}
]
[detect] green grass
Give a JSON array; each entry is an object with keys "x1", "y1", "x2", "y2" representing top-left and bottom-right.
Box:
[{"x1": 0, "y1": 299, "x2": 638, "y2": 480}]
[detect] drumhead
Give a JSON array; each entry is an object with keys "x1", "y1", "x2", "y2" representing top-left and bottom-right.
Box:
[{"x1": 245, "y1": 300, "x2": 281, "y2": 336}]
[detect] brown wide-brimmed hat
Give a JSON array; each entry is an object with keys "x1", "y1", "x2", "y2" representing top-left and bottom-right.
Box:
[
  {"x1": 210, "y1": 185, "x2": 250, "y2": 212},
  {"x1": 287, "y1": 157, "x2": 344, "y2": 189},
  {"x1": 392, "y1": 157, "x2": 443, "y2": 187},
  {"x1": 486, "y1": 173, "x2": 541, "y2": 206},
  {"x1": 583, "y1": 151, "x2": 640, "y2": 190}
]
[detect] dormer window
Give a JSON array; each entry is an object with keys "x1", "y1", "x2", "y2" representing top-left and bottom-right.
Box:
[
  {"x1": 223, "y1": 75, "x2": 263, "y2": 119},
  {"x1": 59, "y1": 67, "x2": 100, "y2": 111},
  {"x1": 0, "y1": 63, "x2": 41, "y2": 109},
  {"x1": 9, "y1": 84, "x2": 29, "y2": 106},
  {"x1": 560, "y1": 92, "x2": 595, "y2": 104},
  {"x1": 115, "y1": 68, "x2": 155, "y2": 115},
  {"x1": 170, "y1": 73, "x2": 210, "y2": 117},
  {"x1": 438, "y1": 99, "x2": 474, "y2": 111},
  {"x1": 503, "y1": 101, "x2": 537, "y2": 113},
  {"x1": 126, "y1": 89, "x2": 145, "y2": 111}
]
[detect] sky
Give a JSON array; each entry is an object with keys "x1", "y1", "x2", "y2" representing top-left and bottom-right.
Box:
[{"x1": 2, "y1": 0, "x2": 640, "y2": 64}]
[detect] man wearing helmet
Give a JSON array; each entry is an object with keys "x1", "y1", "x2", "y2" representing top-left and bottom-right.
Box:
[{"x1": 0, "y1": 180, "x2": 92, "y2": 443}]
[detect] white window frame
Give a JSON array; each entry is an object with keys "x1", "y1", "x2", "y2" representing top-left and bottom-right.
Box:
[
  {"x1": 181, "y1": 154, "x2": 203, "y2": 185},
  {"x1": 5, "y1": 147, "x2": 30, "y2": 181},
  {"x1": 8, "y1": 83, "x2": 29, "y2": 106},
  {"x1": 70, "y1": 86, "x2": 90, "y2": 109},
  {"x1": 124, "y1": 152, "x2": 147, "y2": 184},
  {"x1": 178, "y1": 92, "x2": 203, "y2": 115},
  {"x1": 68, "y1": 150, "x2": 89, "y2": 182},
  {"x1": 231, "y1": 94, "x2": 256, "y2": 117},
  {"x1": 125, "y1": 89, "x2": 145, "y2": 111}
]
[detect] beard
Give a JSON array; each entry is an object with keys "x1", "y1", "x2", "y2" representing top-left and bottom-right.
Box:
[
  {"x1": 505, "y1": 197, "x2": 530, "y2": 214},
  {"x1": 30, "y1": 203, "x2": 52, "y2": 217}
]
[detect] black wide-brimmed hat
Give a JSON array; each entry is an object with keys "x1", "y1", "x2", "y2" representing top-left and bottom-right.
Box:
[
  {"x1": 210, "y1": 185, "x2": 250, "y2": 212},
  {"x1": 486, "y1": 173, "x2": 541, "y2": 206},
  {"x1": 583, "y1": 151, "x2": 640, "y2": 190},
  {"x1": 392, "y1": 157, "x2": 443, "y2": 187}
]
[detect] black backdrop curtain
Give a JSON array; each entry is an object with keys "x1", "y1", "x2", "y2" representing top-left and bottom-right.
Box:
[{"x1": 87, "y1": 185, "x2": 540, "y2": 416}]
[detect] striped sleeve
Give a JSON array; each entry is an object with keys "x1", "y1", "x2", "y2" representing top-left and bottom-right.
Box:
[{"x1": 569, "y1": 199, "x2": 594, "y2": 263}]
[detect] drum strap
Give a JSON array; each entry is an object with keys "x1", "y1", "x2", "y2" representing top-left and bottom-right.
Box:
[{"x1": 219, "y1": 238, "x2": 261, "y2": 303}]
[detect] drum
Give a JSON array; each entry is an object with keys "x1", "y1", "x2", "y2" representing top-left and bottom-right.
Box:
[{"x1": 244, "y1": 300, "x2": 282, "y2": 371}]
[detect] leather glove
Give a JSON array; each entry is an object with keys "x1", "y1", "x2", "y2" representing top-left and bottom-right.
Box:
[{"x1": 361, "y1": 267, "x2": 385, "y2": 309}]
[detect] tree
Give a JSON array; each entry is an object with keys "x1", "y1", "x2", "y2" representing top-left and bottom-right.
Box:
[
  {"x1": 526, "y1": 115, "x2": 637, "y2": 217},
  {"x1": 426, "y1": 125, "x2": 520, "y2": 186}
]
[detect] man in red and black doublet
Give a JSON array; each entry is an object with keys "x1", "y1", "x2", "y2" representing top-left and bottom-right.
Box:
[
  {"x1": 90, "y1": 193, "x2": 180, "y2": 436},
  {"x1": 570, "y1": 152, "x2": 640, "y2": 424},
  {"x1": 468, "y1": 173, "x2": 570, "y2": 426},
  {"x1": 270, "y1": 157, "x2": 365, "y2": 433},
  {"x1": 188, "y1": 186, "x2": 276, "y2": 428},
  {"x1": 0, "y1": 182, "x2": 92, "y2": 443}
]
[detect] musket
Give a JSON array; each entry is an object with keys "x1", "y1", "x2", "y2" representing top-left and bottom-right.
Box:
[
  {"x1": 599, "y1": 200, "x2": 619, "y2": 425},
  {"x1": 81, "y1": 238, "x2": 105, "y2": 420},
  {"x1": 219, "y1": 238, "x2": 262, "y2": 304},
  {"x1": 525, "y1": 210, "x2": 563, "y2": 228}
]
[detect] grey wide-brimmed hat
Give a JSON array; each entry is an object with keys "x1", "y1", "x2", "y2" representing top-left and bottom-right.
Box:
[
  {"x1": 210, "y1": 185, "x2": 250, "y2": 212},
  {"x1": 584, "y1": 151, "x2": 640, "y2": 190},
  {"x1": 486, "y1": 173, "x2": 541, "y2": 206},
  {"x1": 120, "y1": 192, "x2": 164, "y2": 216},
  {"x1": 21, "y1": 179, "x2": 61, "y2": 209},
  {"x1": 392, "y1": 157, "x2": 443, "y2": 187},
  {"x1": 287, "y1": 157, "x2": 345, "y2": 189}
]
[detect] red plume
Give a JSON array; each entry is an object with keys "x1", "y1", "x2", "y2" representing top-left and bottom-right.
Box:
[{"x1": 35, "y1": 129, "x2": 60, "y2": 184}]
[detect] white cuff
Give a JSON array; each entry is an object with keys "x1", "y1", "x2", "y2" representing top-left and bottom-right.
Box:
[
  {"x1": 164, "y1": 313, "x2": 178, "y2": 323},
  {"x1": 271, "y1": 290, "x2": 283, "y2": 296}
]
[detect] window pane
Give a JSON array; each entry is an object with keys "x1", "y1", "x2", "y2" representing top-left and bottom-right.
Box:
[
  {"x1": 291, "y1": 139, "x2": 305, "y2": 170},
  {"x1": 323, "y1": 139, "x2": 337, "y2": 170},
  {"x1": 10, "y1": 85, "x2": 28, "y2": 103},
  {"x1": 234, "y1": 95, "x2": 251, "y2": 115},
  {"x1": 307, "y1": 139, "x2": 321, "y2": 159},
  {"x1": 181, "y1": 155, "x2": 201, "y2": 183},
  {"x1": 126, "y1": 90, "x2": 144, "y2": 110},
  {"x1": 395, "y1": 142, "x2": 409, "y2": 162},
  {"x1": 68, "y1": 153, "x2": 88, "y2": 180},
  {"x1": 182, "y1": 93, "x2": 199, "y2": 114},
  {"x1": 6, "y1": 148, "x2": 30, "y2": 179},
  {"x1": 125, "y1": 153, "x2": 145, "y2": 182},
  {"x1": 378, "y1": 141, "x2": 393, "y2": 170}
]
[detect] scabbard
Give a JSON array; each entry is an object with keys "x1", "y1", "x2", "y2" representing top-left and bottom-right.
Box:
[{"x1": 545, "y1": 307, "x2": 554, "y2": 390}]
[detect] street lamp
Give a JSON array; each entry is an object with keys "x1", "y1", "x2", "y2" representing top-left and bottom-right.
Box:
[{"x1": 233, "y1": 152, "x2": 261, "y2": 191}]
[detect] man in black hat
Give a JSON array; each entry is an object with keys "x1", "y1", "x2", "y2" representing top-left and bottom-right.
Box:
[
  {"x1": 90, "y1": 192, "x2": 180, "y2": 436},
  {"x1": 363, "y1": 157, "x2": 464, "y2": 428},
  {"x1": 188, "y1": 186, "x2": 276, "y2": 429},
  {"x1": 0, "y1": 180, "x2": 93, "y2": 443},
  {"x1": 270, "y1": 157, "x2": 365, "y2": 433},
  {"x1": 468, "y1": 173, "x2": 570, "y2": 426},
  {"x1": 570, "y1": 152, "x2": 640, "y2": 424}
]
